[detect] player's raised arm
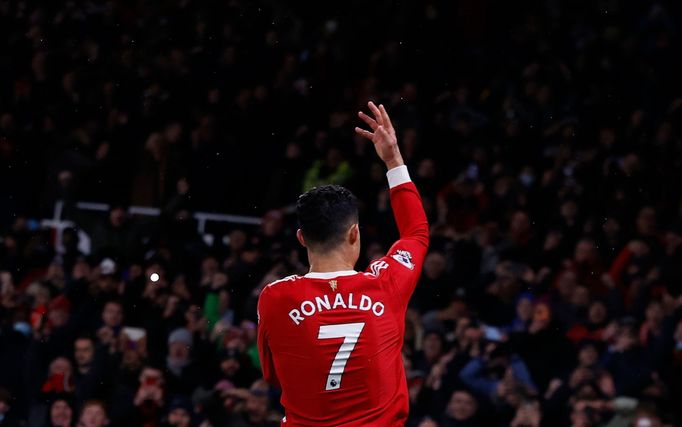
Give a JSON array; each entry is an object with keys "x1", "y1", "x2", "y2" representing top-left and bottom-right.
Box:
[{"x1": 356, "y1": 102, "x2": 429, "y2": 302}]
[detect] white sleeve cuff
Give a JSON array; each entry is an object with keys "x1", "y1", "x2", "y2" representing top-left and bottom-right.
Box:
[{"x1": 386, "y1": 165, "x2": 411, "y2": 188}]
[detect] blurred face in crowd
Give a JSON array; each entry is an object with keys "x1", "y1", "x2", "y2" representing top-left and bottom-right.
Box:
[
  {"x1": 241, "y1": 321, "x2": 257, "y2": 343},
  {"x1": 72, "y1": 258, "x2": 91, "y2": 279},
  {"x1": 109, "y1": 208, "x2": 126, "y2": 228},
  {"x1": 325, "y1": 147, "x2": 343, "y2": 169},
  {"x1": 417, "y1": 159, "x2": 436, "y2": 180},
  {"x1": 246, "y1": 380, "x2": 270, "y2": 422},
  {"x1": 570, "y1": 407, "x2": 591, "y2": 427},
  {"x1": 167, "y1": 408, "x2": 191, "y2": 427},
  {"x1": 169, "y1": 341, "x2": 190, "y2": 362},
  {"x1": 46, "y1": 263, "x2": 65, "y2": 285},
  {"x1": 561, "y1": 200, "x2": 578, "y2": 222},
  {"x1": 574, "y1": 383, "x2": 599, "y2": 401},
  {"x1": 121, "y1": 346, "x2": 144, "y2": 372},
  {"x1": 49, "y1": 357, "x2": 73, "y2": 377},
  {"x1": 369, "y1": 162, "x2": 384, "y2": 183},
  {"x1": 78, "y1": 402, "x2": 108, "y2": 427},
  {"x1": 645, "y1": 301, "x2": 664, "y2": 328},
  {"x1": 447, "y1": 391, "x2": 477, "y2": 421},
  {"x1": 510, "y1": 211, "x2": 530, "y2": 237},
  {"x1": 516, "y1": 296, "x2": 533, "y2": 322},
  {"x1": 423, "y1": 332, "x2": 443, "y2": 362},
  {"x1": 574, "y1": 239, "x2": 597, "y2": 264},
  {"x1": 417, "y1": 419, "x2": 438, "y2": 427},
  {"x1": 532, "y1": 303, "x2": 551, "y2": 330},
  {"x1": 50, "y1": 399, "x2": 73, "y2": 427},
  {"x1": 598, "y1": 372, "x2": 616, "y2": 398},
  {"x1": 228, "y1": 230, "x2": 247, "y2": 253},
  {"x1": 201, "y1": 256, "x2": 218, "y2": 277},
  {"x1": 220, "y1": 355, "x2": 241, "y2": 377},
  {"x1": 461, "y1": 320, "x2": 483, "y2": 345},
  {"x1": 571, "y1": 286, "x2": 590, "y2": 309},
  {"x1": 588, "y1": 301, "x2": 607, "y2": 325},
  {"x1": 28, "y1": 283, "x2": 50, "y2": 307},
  {"x1": 636, "y1": 207, "x2": 656, "y2": 237},
  {"x1": 102, "y1": 302, "x2": 123, "y2": 328},
  {"x1": 557, "y1": 271, "x2": 576, "y2": 298},
  {"x1": 75, "y1": 338, "x2": 95, "y2": 370},
  {"x1": 615, "y1": 325, "x2": 637, "y2": 351},
  {"x1": 577, "y1": 344, "x2": 598, "y2": 367},
  {"x1": 603, "y1": 217, "x2": 621, "y2": 239},
  {"x1": 48, "y1": 306, "x2": 70, "y2": 329},
  {"x1": 262, "y1": 210, "x2": 283, "y2": 237},
  {"x1": 423, "y1": 252, "x2": 446, "y2": 280},
  {"x1": 139, "y1": 367, "x2": 163, "y2": 387},
  {"x1": 246, "y1": 391, "x2": 269, "y2": 422},
  {"x1": 211, "y1": 272, "x2": 228, "y2": 290},
  {"x1": 664, "y1": 231, "x2": 682, "y2": 255}
]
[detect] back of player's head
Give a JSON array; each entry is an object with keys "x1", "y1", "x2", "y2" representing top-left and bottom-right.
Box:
[{"x1": 296, "y1": 185, "x2": 359, "y2": 251}]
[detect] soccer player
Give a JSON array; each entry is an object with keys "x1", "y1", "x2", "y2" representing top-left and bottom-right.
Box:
[{"x1": 257, "y1": 102, "x2": 429, "y2": 426}]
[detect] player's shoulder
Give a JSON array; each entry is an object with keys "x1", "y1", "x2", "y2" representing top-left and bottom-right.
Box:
[
  {"x1": 365, "y1": 248, "x2": 417, "y2": 278},
  {"x1": 265, "y1": 274, "x2": 302, "y2": 288},
  {"x1": 260, "y1": 274, "x2": 303, "y2": 297}
]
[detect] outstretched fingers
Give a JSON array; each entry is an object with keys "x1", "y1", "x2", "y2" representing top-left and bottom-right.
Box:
[
  {"x1": 367, "y1": 101, "x2": 384, "y2": 126},
  {"x1": 358, "y1": 111, "x2": 378, "y2": 130},
  {"x1": 354, "y1": 127, "x2": 373, "y2": 140},
  {"x1": 378, "y1": 104, "x2": 394, "y2": 132}
]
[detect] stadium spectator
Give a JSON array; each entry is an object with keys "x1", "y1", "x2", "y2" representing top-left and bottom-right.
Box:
[{"x1": 47, "y1": 398, "x2": 74, "y2": 427}]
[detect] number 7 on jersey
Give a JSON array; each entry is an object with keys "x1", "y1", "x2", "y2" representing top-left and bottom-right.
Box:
[{"x1": 317, "y1": 322, "x2": 365, "y2": 391}]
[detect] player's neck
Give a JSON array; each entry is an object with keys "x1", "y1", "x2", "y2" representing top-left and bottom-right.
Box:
[{"x1": 307, "y1": 250, "x2": 355, "y2": 274}]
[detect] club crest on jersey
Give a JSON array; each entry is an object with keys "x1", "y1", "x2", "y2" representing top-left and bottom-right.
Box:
[
  {"x1": 329, "y1": 280, "x2": 338, "y2": 291},
  {"x1": 392, "y1": 250, "x2": 414, "y2": 270}
]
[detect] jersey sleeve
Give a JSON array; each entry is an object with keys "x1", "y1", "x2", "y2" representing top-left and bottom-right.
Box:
[
  {"x1": 256, "y1": 286, "x2": 280, "y2": 388},
  {"x1": 368, "y1": 165, "x2": 429, "y2": 306}
]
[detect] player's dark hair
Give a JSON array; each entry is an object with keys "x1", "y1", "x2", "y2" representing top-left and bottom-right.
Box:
[{"x1": 296, "y1": 185, "x2": 359, "y2": 251}]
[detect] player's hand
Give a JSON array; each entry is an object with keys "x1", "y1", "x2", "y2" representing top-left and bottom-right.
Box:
[{"x1": 355, "y1": 101, "x2": 404, "y2": 170}]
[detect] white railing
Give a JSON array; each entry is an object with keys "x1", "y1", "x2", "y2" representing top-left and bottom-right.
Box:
[{"x1": 41, "y1": 200, "x2": 263, "y2": 255}]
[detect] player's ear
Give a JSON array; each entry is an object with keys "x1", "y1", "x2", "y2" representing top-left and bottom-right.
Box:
[
  {"x1": 348, "y1": 224, "x2": 360, "y2": 245},
  {"x1": 296, "y1": 229, "x2": 307, "y2": 247}
]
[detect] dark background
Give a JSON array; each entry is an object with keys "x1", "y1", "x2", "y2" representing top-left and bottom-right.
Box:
[{"x1": 1, "y1": 1, "x2": 682, "y2": 426}]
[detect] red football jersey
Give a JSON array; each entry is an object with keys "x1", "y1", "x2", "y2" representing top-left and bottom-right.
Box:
[{"x1": 257, "y1": 168, "x2": 429, "y2": 426}]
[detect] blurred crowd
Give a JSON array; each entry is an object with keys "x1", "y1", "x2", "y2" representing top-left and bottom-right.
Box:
[{"x1": 2, "y1": 0, "x2": 682, "y2": 426}]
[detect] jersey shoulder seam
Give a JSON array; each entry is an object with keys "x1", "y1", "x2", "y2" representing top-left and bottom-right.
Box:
[{"x1": 266, "y1": 274, "x2": 301, "y2": 288}]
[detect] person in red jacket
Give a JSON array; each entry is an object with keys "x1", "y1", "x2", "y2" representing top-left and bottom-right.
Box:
[{"x1": 257, "y1": 102, "x2": 429, "y2": 426}]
